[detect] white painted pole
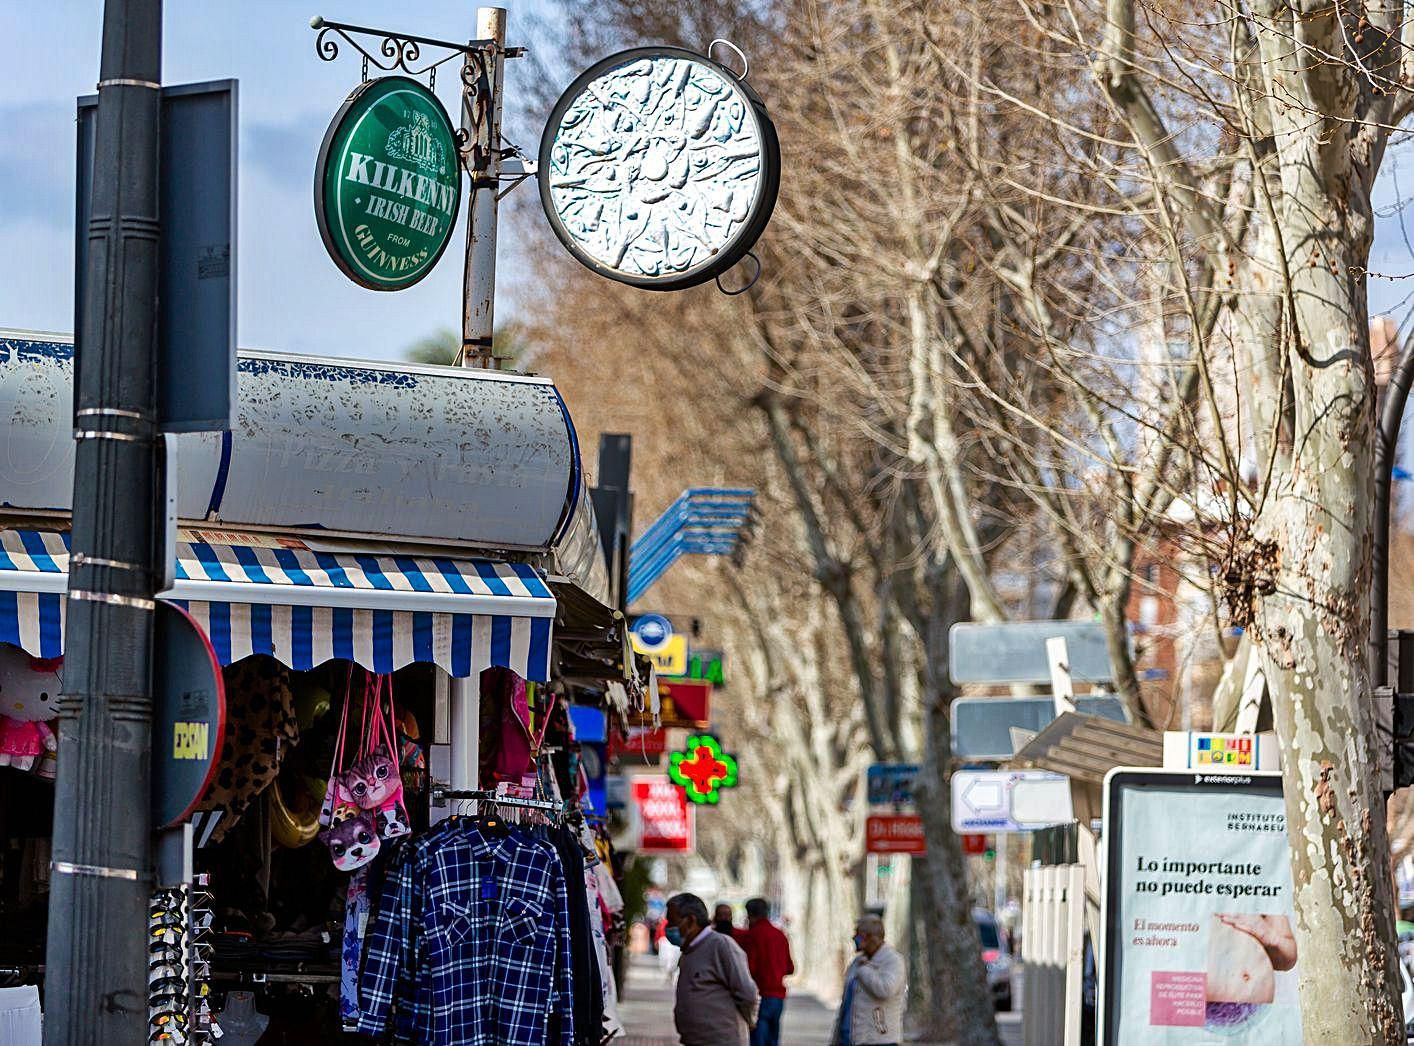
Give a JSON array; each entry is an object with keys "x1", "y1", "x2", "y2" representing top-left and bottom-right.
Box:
[
  {"x1": 461, "y1": 6, "x2": 505, "y2": 369},
  {"x1": 450, "y1": 673, "x2": 481, "y2": 800},
  {"x1": 1047, "y1": 636, "x2": 1077, "y2": 715}
]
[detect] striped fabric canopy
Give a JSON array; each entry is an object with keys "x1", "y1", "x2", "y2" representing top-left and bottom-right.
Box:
[{"x1": 0, "y1": 530, "x2": 555, "y2": 681}]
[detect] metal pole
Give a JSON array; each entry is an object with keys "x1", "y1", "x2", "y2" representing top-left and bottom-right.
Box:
[
  {"x1": 47, "y1": 0, "x2": 163, "y2": 1039},
  {"x1": 447, "y1": 7, "x2": 504, "y2": 802},
  {"x1": 1374, "y1": 339, "x2": 1414, "y2": 687},
  {"x1": 994, "y1": 835, "x2": 1007, "y2": 917},
  {"x1": 460, "y1": 6, "x2": 505, "y2": 369}
]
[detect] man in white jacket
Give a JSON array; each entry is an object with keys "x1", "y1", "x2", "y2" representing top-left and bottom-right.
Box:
[{"x1": 832, "y1": 915, "x2": 906, "y2": 1045}]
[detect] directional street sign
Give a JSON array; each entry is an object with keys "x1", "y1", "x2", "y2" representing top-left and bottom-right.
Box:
[
  {"x1": 949, "y1": 621, "x2": 1114, "y2": 685},
  {"x1": 952, "y1": 694, "x2": 1129, "y2": 760},
  {"x1": 951, "y1": 769, "x2": 1073, "y2": 833}
]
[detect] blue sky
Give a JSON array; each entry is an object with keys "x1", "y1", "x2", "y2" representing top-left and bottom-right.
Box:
[
  {"x1": 5, "y1": 4, "x2": 1414, "y2": 363},
  {"x1": 0, "y1": 1, "x2": 560, "y2": 361}
]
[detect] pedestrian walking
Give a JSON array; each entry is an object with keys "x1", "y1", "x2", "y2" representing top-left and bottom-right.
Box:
[
  {"x1": 666, "y1": 892, "x2": 760, "y2": 1045},
  {"x1": 715, "y1": 902, "x2": 747, "y2": 943},
  {"x1": 739, "y1": 897, "x2": 795, "y2": 1046},
  {"x1": 831, "y1": 914, "x2": 905, "y2": 1046}
]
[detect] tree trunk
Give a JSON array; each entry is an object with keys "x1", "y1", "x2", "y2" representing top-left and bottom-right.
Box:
[
  {"x1": 911, "y1": 567, "x2": 1001, "y2": 1045},
  {"x1": 915, "y1": 692, "x2": 1002, "y2": 1045},
  {"x1": 1243, "y1": 3, "x2": 1405, "y2": 1034}
]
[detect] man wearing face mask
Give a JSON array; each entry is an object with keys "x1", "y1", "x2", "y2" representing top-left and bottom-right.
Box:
[
  {"x1": 831, "y1": 914, "x2": 905, "y2": 1045},
  {"x1": 667, "y1": 892, "x2": 760, "y2": 1045}
]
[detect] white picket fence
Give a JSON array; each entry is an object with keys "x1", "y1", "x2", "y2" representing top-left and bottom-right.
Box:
[{"x1": 1021, "y1": 863, "x2": 1085, "y2": 1046}]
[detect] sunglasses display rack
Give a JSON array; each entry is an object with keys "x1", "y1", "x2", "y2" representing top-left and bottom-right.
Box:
[{"x1": 148, "y1": 879, "x2": 222, "y2": 1043}]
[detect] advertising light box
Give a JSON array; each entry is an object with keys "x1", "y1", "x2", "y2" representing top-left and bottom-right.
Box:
[{"x1": 1100, "y1": 770, "x2": 1301, "y2": 1044}]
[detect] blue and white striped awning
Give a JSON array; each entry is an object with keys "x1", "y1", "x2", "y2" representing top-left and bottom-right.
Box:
[{"x1": 0, "y1": 530, "x2": 555, "y2": 681}]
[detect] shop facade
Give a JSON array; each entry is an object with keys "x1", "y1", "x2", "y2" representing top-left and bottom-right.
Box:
[{"x1": 0, "y1": 331, "x2": 641, "y2": 1042}]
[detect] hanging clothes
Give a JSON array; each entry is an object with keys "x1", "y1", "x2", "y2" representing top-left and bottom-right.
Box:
[
  {"x1": 541, "y1": 826, "x2": 603, "y2": 1045},
  {"x1": 357, "y1": 817, "x2": 576, "y2": 1046},
  {"x1": 583, "y1": 836, "x2": 624, "y2": 1041},
  {"x1": 340, "y1": 869, "x2": 371, "y2": 1027},
  {"x1": 479, "y1": 670, "x2": 553, "y2": 788}
]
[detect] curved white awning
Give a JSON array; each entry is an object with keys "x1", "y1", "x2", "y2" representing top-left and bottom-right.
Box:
[{"x1": 0, "y1": 529, "x2": 555, "y2": 680}]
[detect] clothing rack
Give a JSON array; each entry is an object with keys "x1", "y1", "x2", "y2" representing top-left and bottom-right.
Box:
[{"x1": 430, "y1": 787, "x2": 565, "y2": 815}]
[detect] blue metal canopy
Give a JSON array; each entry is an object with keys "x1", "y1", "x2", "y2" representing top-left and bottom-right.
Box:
[{"x1": 627, "y1": 488, "x2": 756, "y2": 604}]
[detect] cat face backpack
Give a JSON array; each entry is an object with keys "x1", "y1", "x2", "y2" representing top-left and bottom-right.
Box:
[{"x1": 319, "y1": 671, "x2": 410, "y2": 871}]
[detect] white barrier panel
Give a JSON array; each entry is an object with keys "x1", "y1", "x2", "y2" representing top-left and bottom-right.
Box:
[{"x1": 1022, "y1": 864, "x2": 1085, "y2": 1046}]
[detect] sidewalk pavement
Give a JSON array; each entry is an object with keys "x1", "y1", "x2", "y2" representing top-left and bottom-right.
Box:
[
  {"x1": 616, "y1": 953, "x2": 838, "y2": 1045},
  {"x1": 614, "y1": 953, "x2": 1023, "y2": 1045}
]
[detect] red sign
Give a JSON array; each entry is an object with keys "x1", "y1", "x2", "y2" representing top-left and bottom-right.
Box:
[
  {"x1": 608, "y1": 726, "x2": 667, "y2": 761},
  {"x1": 632, "y1": 776, "x2": 695, "y2": 853},
  {"x1": 866, "y1": 814, "x2": 926, "y2": 854},
  {"x1": 655, "y1": 679, "x2": 711, "y2": 727},
  {"x1": 962, "y1": 833, "x2": 988, "y2": 856}
]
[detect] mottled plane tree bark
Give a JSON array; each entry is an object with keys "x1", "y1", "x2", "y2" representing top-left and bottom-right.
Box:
[{"x1": 982, "y1": 0, "x2": 1412, "y2": 1035}]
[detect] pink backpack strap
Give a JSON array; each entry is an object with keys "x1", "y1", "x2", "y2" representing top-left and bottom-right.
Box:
[{"x1": 330, "y1": 663, "x2": 355, "y2": 775}]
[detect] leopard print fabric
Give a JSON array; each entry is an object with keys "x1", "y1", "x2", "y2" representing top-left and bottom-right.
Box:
[{"x1": 197, "y1": 656, "x2": 299, "y2": 844}]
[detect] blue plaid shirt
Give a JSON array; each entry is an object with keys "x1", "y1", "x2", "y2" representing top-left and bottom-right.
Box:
[{"x1": 357, "y1": 822, "x2": 576, "y2": 1045}]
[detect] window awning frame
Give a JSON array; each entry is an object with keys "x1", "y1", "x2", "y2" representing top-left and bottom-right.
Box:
[{"x1": 0, "y1": 529, "x2": 556, "y2": 680}]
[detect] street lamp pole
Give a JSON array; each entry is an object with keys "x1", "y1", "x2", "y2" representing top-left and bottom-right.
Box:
[
  {"x1": 1373, "y1": 338, "x2": 1414, "y2": 688},
  {"x1": 46, "y1": 0, "x2": 164, "y2": 1040}
]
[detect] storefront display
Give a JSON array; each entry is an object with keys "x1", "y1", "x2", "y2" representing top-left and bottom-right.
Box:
[{"x1": 0, "y1": 333, "x2": 640, "y2": 1043}]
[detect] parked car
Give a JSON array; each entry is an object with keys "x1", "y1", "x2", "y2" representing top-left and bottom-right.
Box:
[{"x1": 975, "y1": 908, "x2": 1013, "y2": 1011}]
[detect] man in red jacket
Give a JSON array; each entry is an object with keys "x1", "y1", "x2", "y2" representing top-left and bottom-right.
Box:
[{"x1": 739, "y1": 897, "x2": 795, "y2": 1046}]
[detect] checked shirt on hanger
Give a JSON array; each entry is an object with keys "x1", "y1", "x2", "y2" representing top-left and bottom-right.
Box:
[{"x1": 357, "y1": 819, "x2": 576, "y2": 1045}]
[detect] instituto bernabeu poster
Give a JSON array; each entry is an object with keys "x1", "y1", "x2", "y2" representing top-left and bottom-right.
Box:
[{"x1": 1101, "y1": 770, "x2": 1300, "y2": 1044}]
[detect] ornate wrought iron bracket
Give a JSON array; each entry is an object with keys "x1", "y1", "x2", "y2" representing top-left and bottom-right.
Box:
[
  {"x1": 310, "y1": 15, "x2": 497, "y2": 88},
  {"x1": 310, "y1": 16, "x2": 527, "y2": 182}
]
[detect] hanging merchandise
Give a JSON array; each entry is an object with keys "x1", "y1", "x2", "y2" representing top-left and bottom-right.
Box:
[
  {"x1": 322, "y1": 672, "x2": 411, "y2": 835},
  {"x1": 196, "y1": 658, "x2": 298, "y2": 846},
  {"x1": 397, "y1": 706, "x2": 427, "y2": 797},
  {"x1": 214, "y1": 990, "x2": 268, "y2": 1046},
  {"x1": 0, "y1": 985, "x2": 42, "y2": 1046},
  {"x1": 0, "y1": 648, "x2": 60, "y2": 778},
  {"x1": 354, "y1": 812, "x2": 580, "y2": 1045},
  {"x1": 148, "y1": 882, "x2": 221, "y2": 1044},
  {"x1": 269, "y1": 760, "x2": 322, "y2": 849},
  {"x1": 340, "y1": 867, "x2": 372, "y2": 1029},
  {"x1": 319, "y1": 670, "x2": 360, "y2": 829},
  {"x1": 321, "y1": 810, "x2": 382, "y2": 873},
  {"x1": 480, "y1": 669, "x2": 554, "y2": 790}
]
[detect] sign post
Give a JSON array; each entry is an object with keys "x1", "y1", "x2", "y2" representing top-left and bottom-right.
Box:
[
  {"x1": 49, "y1": 0, "x2": 164, "y2": 1037},
  {"x1": 315, "y1": 75, "x2": 462, "y2": 291},
  {"x1": 152, "y1": 604, "x2": 226, "y2": 832},
  {"x1": 866, "y1": 764, "x2": 926, "y2": 855},
  {"x1": 950, "y1": 769, "x2": 1073, "y2": 833}
]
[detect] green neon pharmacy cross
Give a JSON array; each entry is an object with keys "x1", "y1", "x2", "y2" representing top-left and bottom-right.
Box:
[{"x1": 668, "y1": 734, "x2": 739, "y2": 805}]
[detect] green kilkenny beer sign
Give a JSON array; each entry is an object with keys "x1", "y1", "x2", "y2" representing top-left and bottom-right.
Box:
[{"x1": 315, "y1": 76, "x2": 461, "y2": 291}]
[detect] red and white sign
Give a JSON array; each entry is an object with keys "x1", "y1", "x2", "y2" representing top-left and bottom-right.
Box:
[
  {"x1": 608, "y1": 726, "x2": 668, "y2": 761},
  {"x1": 866, "y1": 814, "x2": 925, "y2": 854},
  {"x1": 632, "y1": 776, "x2": 695, "y2": 854},
  {"x1": 962, "y1": 832, "x2": 989, "y2": 856}
]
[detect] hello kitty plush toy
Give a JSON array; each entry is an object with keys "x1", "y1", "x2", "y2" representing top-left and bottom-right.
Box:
[{"x1": 0, "y1": 648, "x2": 61, "y2": 778}]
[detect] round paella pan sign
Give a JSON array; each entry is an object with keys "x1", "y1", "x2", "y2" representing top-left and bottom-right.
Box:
[{"x1": 539, "y1": 47, "x2": 780, "y2": 291}]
